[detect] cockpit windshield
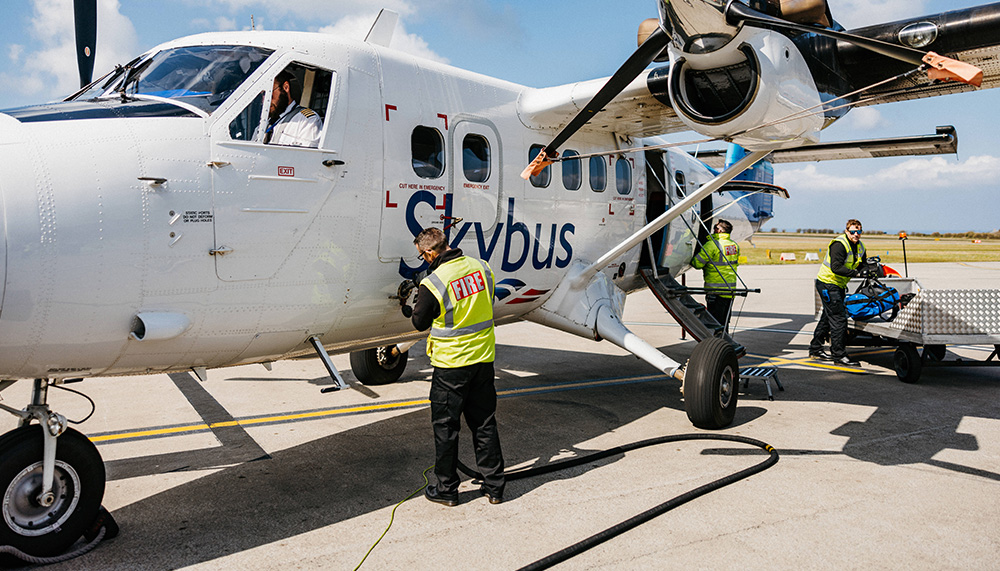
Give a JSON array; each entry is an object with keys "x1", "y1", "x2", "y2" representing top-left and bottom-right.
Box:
[{"x1": 70, "y1": 45, "x2": 274, "y2": 114}]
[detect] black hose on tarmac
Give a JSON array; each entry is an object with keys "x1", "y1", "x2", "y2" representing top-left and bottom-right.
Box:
[{"x1": 460, "y1": 433, "x2": 778, "y2": 571}]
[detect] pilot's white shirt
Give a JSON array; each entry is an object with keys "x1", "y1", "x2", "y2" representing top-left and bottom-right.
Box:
[{"x1": 266, "y1": 101, "x2": 323, "y2": 147}]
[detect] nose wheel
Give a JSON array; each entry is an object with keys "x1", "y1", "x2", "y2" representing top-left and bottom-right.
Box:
[{"x1": 0, "y1": 425, "x2": 105, "y2": 558}]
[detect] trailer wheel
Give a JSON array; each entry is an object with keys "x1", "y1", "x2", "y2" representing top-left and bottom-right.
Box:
[
  {"x1": 684, "y1": 337, "x2": 739, "y2": 429},
  {"x1": 350, "y1": 346, "x2": 408, "y2": 385},
  {"x1": 894, "y1": 344, "x2": 922, "y2": 384},
  {"x1": 923, "y1": 345, "x2": 946, "y2": 362}
]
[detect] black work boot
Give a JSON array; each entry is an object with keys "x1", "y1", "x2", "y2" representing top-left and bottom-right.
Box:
[{"x1": 424, "y1": 485, "x2": 459, "y2": 507}]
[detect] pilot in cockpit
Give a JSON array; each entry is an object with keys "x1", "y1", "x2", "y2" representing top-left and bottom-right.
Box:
[{"x1": 261, "y1": 69, "x2": 323, "y2": 147}]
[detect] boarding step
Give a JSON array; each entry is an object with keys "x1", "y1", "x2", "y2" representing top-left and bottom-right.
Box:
[
  {"x1": 639, "y1": 269, "x2": 746, "y2": 358},
  {"x1": 739, "y1": 366, "x2": 784, "y2": 401}
]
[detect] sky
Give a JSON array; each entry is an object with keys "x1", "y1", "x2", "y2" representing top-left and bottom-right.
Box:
[{"x1": 0, "y1": 0, "x2": 997, "y2": 233}]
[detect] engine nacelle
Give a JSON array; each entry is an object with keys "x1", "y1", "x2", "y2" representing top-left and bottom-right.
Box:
[{"x1": 665, "y1": 26, "x2": 823, "y2": 150}]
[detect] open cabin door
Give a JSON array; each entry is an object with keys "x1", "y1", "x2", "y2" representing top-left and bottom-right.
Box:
[
  {"x1": 209, "y1": 59, "x2": 343, "y2": 281},
  {"x1": 642, "y1": 150, "x2": 701, "y2": 274}
]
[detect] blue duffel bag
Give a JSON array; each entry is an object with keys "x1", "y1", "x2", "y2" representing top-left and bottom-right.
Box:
[{"x1": 846, "y1": 278, "x2": 900, "y2": 321}]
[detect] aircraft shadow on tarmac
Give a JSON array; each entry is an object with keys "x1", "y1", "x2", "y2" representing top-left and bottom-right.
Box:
[
  {"x1": 73, "y1": 343, "x2": 702, "y2": 569},
  {"x1": 726, "y1": 310, "x2": 1000, "y2": 481},
  {"x1": 58, "y1": 323, "x2": 999, "y2": 569}
]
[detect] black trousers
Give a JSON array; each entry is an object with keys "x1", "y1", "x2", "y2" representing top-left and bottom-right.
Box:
[
  {"x1": 705, "y1": 294, "x2": 734, "y2": 332},
  {"x1": 811, "y1": 280, "x2": 848, "y2": 358},
  {"x1": 430, "y1": 361, "x2": 504, "y2": 496}
]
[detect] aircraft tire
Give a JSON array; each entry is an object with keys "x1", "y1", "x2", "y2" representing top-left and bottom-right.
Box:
[
  {"x1": 893, "y1": 344, "x2": 922, "y2": 384},
  {"x1": 0, "y1": 425, "x2": 105, "y2": 558},
  {"x1": 684, "y1": 337, "x2": 739, "y2": 430},
  {"x1": 350, "y1": 346, "x2": 408, "y2": 385}
]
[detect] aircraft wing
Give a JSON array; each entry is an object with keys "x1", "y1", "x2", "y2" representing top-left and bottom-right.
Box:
[
  {"x1": 519, "y1": 4, "x2": 1000, "y2": 144},
  {"x1": 517, "y1": 72, "x2": 686, "y2": 138},
  {"x1": 692, "y1": 126, "x2": 958, "y2": 170},
  {"x1": 836, "y1": 5, "x2": 1000, "y2": 106}
]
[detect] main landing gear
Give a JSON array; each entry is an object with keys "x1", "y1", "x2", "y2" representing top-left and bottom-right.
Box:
[
  {"x1": 350, "y1": 345, "x2": 409, "y2": 385},
  {"x1": 0, "y1": 379, "x2": 114, "y2": 560},
  {"x1": 684, "y1": 338, "x2": 740, "y2": 430}
]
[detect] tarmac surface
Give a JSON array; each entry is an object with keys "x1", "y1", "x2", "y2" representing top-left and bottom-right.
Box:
[{"x1": 3, "y1": 262, "x2": 999, "y2": 570}]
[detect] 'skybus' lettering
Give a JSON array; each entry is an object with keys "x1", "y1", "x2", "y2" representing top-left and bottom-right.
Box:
[{"x1": 398, "y1": 195, "x2": 574, "y2": 277}]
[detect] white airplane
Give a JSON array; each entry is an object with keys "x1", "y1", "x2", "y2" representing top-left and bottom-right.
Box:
[{"x1": 0, "y1": 0, "x2": 996, "y2": 557}]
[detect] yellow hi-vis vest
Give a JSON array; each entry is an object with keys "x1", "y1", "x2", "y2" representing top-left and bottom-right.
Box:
[
  {"x1": 691, "y1": 233, "x2": 740, "y2": 299},
  {"x1": 422, "y1": 256, "x2": 496, "y2": 368},
  {"x1": 817, "y1": 234, "x2": 866, "y2": 288}
]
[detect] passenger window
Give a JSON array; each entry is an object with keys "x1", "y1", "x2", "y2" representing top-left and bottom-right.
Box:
[
  {"x1": 590, "y1": 156, "x2": 606, "y2": 192},
  {"x1": 229, "y1": 91, "x2": 264, "y2": 141},
  {"x1": 562, "y1": 150, "x2": 581, "y2": 191},
  {"x1": 463, "y1": 134, "x2": 491, "y2": 183},
  {"x1": 528, "y1": 145, "x2": 551, "y2": 188},
  {"x1": 616, "y1": 157, "x2": 632, "y2": 195},
  {"x1": 412, "y1": 126, "x2": 445, "y2": 178},
  {"x1": 674, "y1": 171, "x2": 686, "y2": 198}
]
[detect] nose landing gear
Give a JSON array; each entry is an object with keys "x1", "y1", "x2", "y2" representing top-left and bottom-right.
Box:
[{"x1": 0, "y1": 379, "x2": 111, "y2": 560}]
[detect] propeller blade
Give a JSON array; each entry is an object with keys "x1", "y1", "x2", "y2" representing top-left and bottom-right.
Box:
[
  {"x1": 521, "y1": 25, "x2": 670, "y2": 180},
  {"x1": 725, "y1": 1, "x2": 982, "y2": 87},
  {"x1": 74, "y1": 0, "x2": 97, "y2": 88}
]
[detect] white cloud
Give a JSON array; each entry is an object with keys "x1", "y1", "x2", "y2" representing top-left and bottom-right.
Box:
[
  {"x1": 844, "y1": 107, "x2": 889, "y2": 131},
  {"x1": 204, "y1": 0, "x2": 417, "y2": 20},
  {"x1": 8, "y1": 45, "x2": 24, "y2": 63},
  {"x1": 778, "y1": 155, "x2": 1000, "y2": 193},
  {"x1": 832, "y1": 0, "x2": 929, "y2": 29},
  {"x1": 190, "y1": 2, "x2": 448, "y2": 61},
  {"x1": 191, "y1": 16, "x2": 240, "y2": 32},
  {"x1": 317, "y1": 13, "x2": 448, "y2": 64},
  {"x1": 2, "y1": 0, "x2": 139, "y2": 103},
  {"x1": 874, "y1": 155, "x2": 1000, "y2": 188}
]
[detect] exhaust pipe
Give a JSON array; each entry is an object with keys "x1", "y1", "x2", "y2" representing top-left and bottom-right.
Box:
[{"x1": 130, "y1": 312, "x2": 191, "y2": 341}]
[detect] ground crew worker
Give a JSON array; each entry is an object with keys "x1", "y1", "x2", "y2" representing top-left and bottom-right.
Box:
[
  {"x1": 410, "y1": 227, "x2": 505, "y2": 506},
  {"x1": 262, "y1": 69, "x2": 323, "y2": 147},
  {"x1": 691, "y1": 220, "x2": 740, "y2": 332},
  {"x1": 810, "y1": 219, "x2": 870, "y2": 367}
]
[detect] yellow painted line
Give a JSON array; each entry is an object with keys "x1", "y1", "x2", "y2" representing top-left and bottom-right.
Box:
[
  {"x1": 88, "y1": 376, "x2": 661, "y2": 445},
  {"x1": 90, "y1": 423, "x2": 211, "y2": 442},
  {"x1": 744, "y1": 349, "x2": 894, "y2": 373}
]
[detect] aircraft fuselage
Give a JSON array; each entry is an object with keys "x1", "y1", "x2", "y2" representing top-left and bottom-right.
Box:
[{"x1": 0, "y1": 31, "x2": 757, "y2": 380}]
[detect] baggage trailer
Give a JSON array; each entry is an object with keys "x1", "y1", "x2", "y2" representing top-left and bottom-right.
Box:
[{"x1": 815, "y1": 277, "x2": 1000, "y2": 383}]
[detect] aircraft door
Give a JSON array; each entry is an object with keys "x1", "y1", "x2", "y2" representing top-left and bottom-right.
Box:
[
  {"x1": 209, "y1": 62, "x2": 342, "y2": 281},
  {"x1": 450, "y1": 120, "x2": 501, "y2": 233},
  {"x1": 660, "y1": 166, "x2": 702, "y2": 273}
]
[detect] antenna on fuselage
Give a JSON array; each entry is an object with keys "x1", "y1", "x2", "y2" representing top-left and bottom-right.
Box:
[
  {"x1": 365, "y1": 9, "x2": 398, "y2": 47},
  {"x1": 251, "y1": 15, "x2": 256, "y2": 30}
]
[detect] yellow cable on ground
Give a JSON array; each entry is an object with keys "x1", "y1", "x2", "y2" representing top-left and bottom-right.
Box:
[{"x1": 354, "y1": 465, "x2": 434, "y2": 571}]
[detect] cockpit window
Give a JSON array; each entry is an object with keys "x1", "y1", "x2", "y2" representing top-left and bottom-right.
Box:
[{"x1": 70, "y1": 45, "x2": 273, "y2": 114}]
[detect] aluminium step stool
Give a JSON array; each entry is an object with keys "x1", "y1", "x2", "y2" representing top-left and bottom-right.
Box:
[{"x1": 739, "y1": 367, "x2": 784, "y2": 401}]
